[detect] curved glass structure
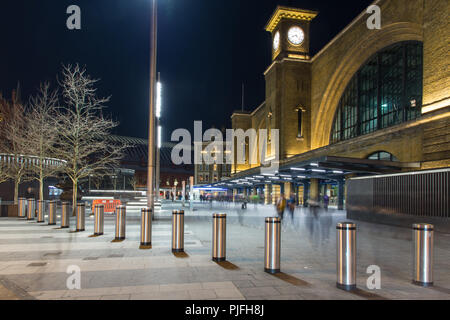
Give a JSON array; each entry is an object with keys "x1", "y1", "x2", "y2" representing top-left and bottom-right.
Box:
[{"x1": 331, "y1": 41, "x2": 423, "y2": 144}]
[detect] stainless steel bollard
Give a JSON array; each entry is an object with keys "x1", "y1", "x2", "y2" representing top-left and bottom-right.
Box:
[
  {"x1": 61, "y1": 202, "x2": 70, "y2": 228},
  {"x1": 212, "y1": 213, "x2": 226, "y2": 262},
  {"x1": 412, "y1": 224, "x2": 434, "y2": 287},
  {"x1": 18, "y1": 198, "x2": 27, "y2": 218},
  {"x1": 265, "y1": 217, "x2": 281, "y2": 274},
  {"x1": 37, "y1": 200, "x2": 45, "y2": 223},
  {"x1": 336, "y1": 222, "x2": 357, "y2": 291},
  {"x1": 172, "y1": 210, "x2": 185, "y2": 253},
  {"x1": 140, "y1": 208, "x2": 152, "y2": 246},
  {"x1": 115, "y1": 206, "x2": 126, "y2": 240},
  {"x1": 94, "y1": 204, "x2": 104, "y2": 236},
  {"x1": 48, "y1": 200, "x2": 56, "y2": 225},
  {"x1": 27, "y1": 199, "x2": 35, "y2": 221},
  {"x1": 76, "y1": 203, "x2": 86, "y2": 232}
]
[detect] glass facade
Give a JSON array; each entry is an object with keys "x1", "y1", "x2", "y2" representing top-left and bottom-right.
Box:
[{"x1": 331, "y1": 42, "x2": 423, "y2": 144}]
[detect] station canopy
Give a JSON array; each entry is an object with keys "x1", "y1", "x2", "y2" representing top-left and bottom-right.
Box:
[{"x1": 203, "y1": 155, "x2": 420, "y2": 189}]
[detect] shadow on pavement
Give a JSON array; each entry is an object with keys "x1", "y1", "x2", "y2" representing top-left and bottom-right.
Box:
[
  {"x1": 173, "y1": 252, "x2": 189, "y2": 259},
  {"x1": 272, "y1": 272, "x2": 311, "y2": 287},
  {"x1": 349, "y1": 288, "x2": 388, "y2": 300},
  {"x1": 215, "y1": 261, "x2": 240, "y2": 270}
]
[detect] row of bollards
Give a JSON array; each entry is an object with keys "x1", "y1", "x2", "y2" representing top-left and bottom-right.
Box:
[
  {"x1": 334, "y1": 222, "x2": 434, "y2": 290},
  {"x1": 16, "y1": 199, "x2": 435, "y2": 288}
]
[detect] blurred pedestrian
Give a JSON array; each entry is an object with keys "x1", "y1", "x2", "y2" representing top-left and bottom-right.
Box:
[
  {"x1": 323, "y1": 194, "x2": 329, "y2": 211},
  {"x1": 288, "y1": 193, "x2": 296, "y2": 219},
  {"x1": 276, "y1": 194, "x2": 286, "y2": 220}
]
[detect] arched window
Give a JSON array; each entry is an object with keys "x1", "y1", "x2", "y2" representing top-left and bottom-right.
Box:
[
  {"x1": 331, "y1": 41, "x2": 423, "y2": 144},
  {"x1": 367, "y1": 151, "x2": 398, "y2": 162}
]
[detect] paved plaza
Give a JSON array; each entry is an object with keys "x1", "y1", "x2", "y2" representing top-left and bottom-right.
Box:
[{"x1": 0, "y1": 201, "x2": 449, "y2": 300}]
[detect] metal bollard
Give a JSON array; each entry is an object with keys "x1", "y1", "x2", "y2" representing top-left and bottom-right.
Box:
[
  {"x1": 48, "y1": 200, "x2": 56, "y2": 225},
  {"x1": 336, "y1": 222, "x2": 357, "y2": 291},
  {"x1": 412, "y1": 224, "x2": 434, "y2": 287},
  {"x1": 115, "y1": 206, "x2": 126, "y2": 240},
  {"x1": 140, "y1": 208, "x2": 152, "y2": 246},
  {"x1": 37, "y1": 200, "x2": 45, "y2": 223},
  {"x1": 76, "y1": 203, "x2": 86, "y2": 232},
  {"x1": 27, "y1": 199, "x2": 35, "y2": 221},
  {"x1": 18, "y1": 198, "x2": 27, "y2": 218},
  {"x1": 61, "y1": 202, "x2": 70, "y2": 228},
  {"x1": 265, "y1": 217, "x2": 281, "y2": 274},
  {"x1": 172, "y1": 210, "x2": 185, "y2": 253},
  {"x1": 212, "y1": 213, "x2": 226, "y2": 262},
  {"x1": 94, "y1": 204, "x2": 104, "y2": 236}
]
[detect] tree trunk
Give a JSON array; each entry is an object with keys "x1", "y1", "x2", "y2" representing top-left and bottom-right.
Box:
[
  {"x1": 14, "y1": 179, "x2": 19, "y2": 204},
  {"x1": 39, "y1": 179, "x2": 44, "y2": 202},
  {"x1": 72, "y1": 180, "x2": 78, "y2": 216}
]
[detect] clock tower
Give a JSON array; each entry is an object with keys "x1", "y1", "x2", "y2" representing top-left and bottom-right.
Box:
[{"x1": 265, "y1": 7, "x2": 318, "y2": 61}]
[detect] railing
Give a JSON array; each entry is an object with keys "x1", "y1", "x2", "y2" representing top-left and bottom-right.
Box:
[{"x1": 348, "y1": 169, "x2": 450, "y2": 218}]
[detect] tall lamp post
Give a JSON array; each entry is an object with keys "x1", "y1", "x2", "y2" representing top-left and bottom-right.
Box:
[{"x1": 147, "y1": 0, "x2": 158, "y2": 211}]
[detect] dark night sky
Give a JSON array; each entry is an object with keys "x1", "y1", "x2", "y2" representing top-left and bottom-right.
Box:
[{"x1": 0, "y1": 0, "x2": 373, "y2": 142}]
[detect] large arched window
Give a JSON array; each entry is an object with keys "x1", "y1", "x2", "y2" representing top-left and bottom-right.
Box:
[{"x1": 331, "y1": 41, "x2": 423, "y2": 144}]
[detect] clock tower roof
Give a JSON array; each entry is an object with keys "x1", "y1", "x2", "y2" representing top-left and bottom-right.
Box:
[{"x1": 265, "y1": 6, "x2": 318, "y2": 33}]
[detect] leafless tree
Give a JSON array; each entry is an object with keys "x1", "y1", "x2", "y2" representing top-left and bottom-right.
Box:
[
  {"x1": 129, "y1": 175, "x2": 137, "y2": 191},
  {"x1": 27, "y1": 83, "x2": 63, "y2": 201},
  {"x1": 54, "y1": 64, "x2": 128, "y2": 215},
  {"x1": 0, "y1": 155, "x2": 9, "y2": 185},
  {"x1": 91, "y1": 173, "x2": 104, "y2": 191},
  {"x1": 0, "y1": 92, "x2": 33, "y2": 203},
  {"x1": 0, "y1": 111, "x2": 9, "y2": 184}
]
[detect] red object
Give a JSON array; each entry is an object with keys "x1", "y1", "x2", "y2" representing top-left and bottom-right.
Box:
[{"x1": 92, "y1": 199, "x2": 122, "y2": 213}]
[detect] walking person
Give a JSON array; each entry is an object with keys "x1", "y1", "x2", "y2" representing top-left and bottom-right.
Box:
[
  {"x1": 242, "y1": 196, "x2": 248, "y2": 209},
  {"x1": 276, "y1": 194, "x2": 286, "y2": 220},
  {"x1": 288, "y1": 193, "x2": 296, "y2": 220},
  {"x1": 323, "y1": 194, "x2": 330, "y2": 211}
]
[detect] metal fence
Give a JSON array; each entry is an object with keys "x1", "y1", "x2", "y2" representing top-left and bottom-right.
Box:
[{"x1": 348, "y1": 169, "x2": 449, "y2": 218}]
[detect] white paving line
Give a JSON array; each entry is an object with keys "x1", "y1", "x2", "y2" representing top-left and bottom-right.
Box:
[
  {"x1": 0, "y1": 255, "x2": 216, "y2": 275},
  {"x1": 29, "y1": 281, "x2": 242, "y2": 300},
  {"x1": 0, "y1": 239, "x2": 203, "y2": 253},
  {"x1": 0, "y1": 231, "x2": 194, "y2": 239},
  {"x1": 0, "y1": 225, "x2": 190, "y2": 231}
]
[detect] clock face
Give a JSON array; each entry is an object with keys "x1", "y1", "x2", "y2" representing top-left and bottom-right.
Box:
[
  {"x1": 273, "y1": 31, "x2": 280, "y2": 51},
  {"x1": 288, "y1": 26, "x2": 305, "y2": 46}
]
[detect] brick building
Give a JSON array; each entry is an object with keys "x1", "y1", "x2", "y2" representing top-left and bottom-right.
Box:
[{"x1": 212, "y1": 1, "x2": 449, "y2": 223}]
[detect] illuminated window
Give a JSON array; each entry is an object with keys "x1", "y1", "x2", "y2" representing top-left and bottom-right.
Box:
[
  {"x1": 331, "y1": 42, "x2": 423, "y2": 143},
  {"x1": 367, "y1": 151, "x2": 398, "y2": 162},
  {"x1": 296, "y1": 107, "x2": 305, "y2": 138}
]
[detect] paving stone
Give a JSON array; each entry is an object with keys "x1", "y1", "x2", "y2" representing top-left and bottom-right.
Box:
[{"x1": 0, "y1": 204, "x2": 449, "y2": 300}]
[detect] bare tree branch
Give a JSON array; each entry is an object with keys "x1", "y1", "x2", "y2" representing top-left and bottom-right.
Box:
[
  {"x1": 27, "y1": 82, "x2": 64, "y2": 201},
  {"x1": 54, "y1": 64, "x2": 129, "y2": 214},
  {"x1": 0, "y1": 93, "x2": 33, "y2": 203}
]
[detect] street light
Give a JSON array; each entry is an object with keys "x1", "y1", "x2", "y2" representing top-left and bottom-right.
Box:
[
  {"x1": 154, "y1": 75, "x2": 162, "y2": 202},
  {"x1": 158, "y1": 125, "x2": 162, "y2": 149},
  {"x1": 147, "y1": 0, "x2": 158, "y2": 210},
  {"x1": 156, "y1": 81, "x2": 162, "y2": 119}
]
